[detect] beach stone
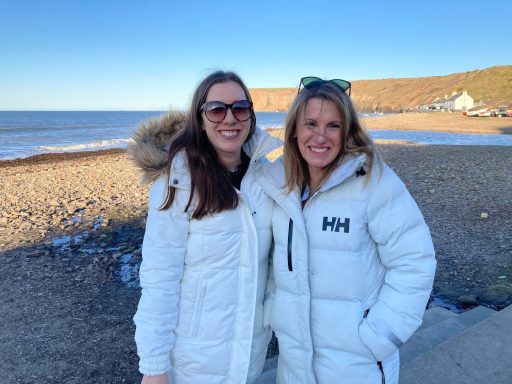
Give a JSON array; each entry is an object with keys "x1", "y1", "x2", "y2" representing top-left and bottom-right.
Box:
[
  {"x1": 479, "y1": 291, "x2": 512, "y2": 307},
  {"x1": 458, "y1": 295, "x2": 479, "y2": 306}
]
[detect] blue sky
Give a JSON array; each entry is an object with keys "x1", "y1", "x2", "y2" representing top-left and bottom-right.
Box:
[{"x1": 1, "y1": 0, "x2": 511, "y2": 110}]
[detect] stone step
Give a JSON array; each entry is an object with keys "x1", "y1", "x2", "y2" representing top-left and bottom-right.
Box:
[
  {"x1": 253, "y1": 367, "x2": 277, "y2": 384},
  {"x1": 262, "y1": 356, "x2": 277, "y2": 372},
  {"x1": 254, "y1": 356, "x2": 277, "y2": 384},
  {"x1": 400, "y1": 304, "x2": 512, "y2": 384},
  {"x1": 400, "y1": 305, "x2": 496, "y2": 365},
  {"x1": 417, "y1": 305, "x2": 457, "y2": 332},
  {"x1": 255, "y1": 306, "x2": 499, "y2": 384}
]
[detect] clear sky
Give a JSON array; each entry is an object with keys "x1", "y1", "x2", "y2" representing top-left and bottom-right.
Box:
[{"x1": 1, "y1": 0, "x2": 511, "y2": 110}]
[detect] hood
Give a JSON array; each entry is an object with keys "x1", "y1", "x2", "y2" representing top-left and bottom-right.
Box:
[{"x1": 128, "y1": 111, "x2": 187, "y2": 185}]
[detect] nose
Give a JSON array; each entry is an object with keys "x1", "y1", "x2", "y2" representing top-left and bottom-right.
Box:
[
  {"x1": 223, "y1": 107, "x2": 237, "y2": 124},
  {"x1": 311, "y1": 126, "x2": 328, "y2": 141}
]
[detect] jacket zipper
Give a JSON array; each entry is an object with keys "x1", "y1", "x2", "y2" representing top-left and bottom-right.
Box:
[
  {"x1": 190, "y1": 280, "x2": 207, "y2": 337},
  {"x1": 287, "y1": 219, "x2": 293, "y2": 271},
  {"x1": 377, "y1": 361, "x2": 386, "y2": 384}
]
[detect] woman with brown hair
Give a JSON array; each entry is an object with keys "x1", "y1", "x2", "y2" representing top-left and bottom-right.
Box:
[{"x1": 130, "y1": 70, "x2": 281, "y2": 384}]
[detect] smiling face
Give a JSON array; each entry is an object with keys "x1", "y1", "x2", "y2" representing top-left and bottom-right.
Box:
[
  {"x1": 295, "y1": 97, "x2": 344, "y2": 184},
  {"x1": 202, "y1": 81, "x2": 252, "y2": 170}
]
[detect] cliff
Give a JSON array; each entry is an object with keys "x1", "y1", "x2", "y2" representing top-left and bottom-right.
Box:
[{"x1": 250, "y1": 65, "x2": 512, "y2": 112}]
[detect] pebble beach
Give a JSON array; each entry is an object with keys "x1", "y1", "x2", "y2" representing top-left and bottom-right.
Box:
[{"x1": 1, "y1": 112, "x2": 511, "y2": 383}]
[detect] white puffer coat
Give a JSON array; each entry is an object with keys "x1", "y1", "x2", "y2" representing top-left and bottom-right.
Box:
[
  {"x1": 130, "y1": 112, "x2": 281, "y2": 383},
  {"x1": 258, "y1": 153, "x2": 436, "y2": 384}
]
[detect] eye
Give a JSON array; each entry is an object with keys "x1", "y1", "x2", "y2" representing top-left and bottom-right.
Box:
[
  {"x1": 209, "y1": 106, "x2": 225, "y2": 113},
  {"x1": 304, "y1": 120, "x2": 317, "y2": 129},
  {"x1": 327, "y1": 122, "x2": 342, "y2": 129}
]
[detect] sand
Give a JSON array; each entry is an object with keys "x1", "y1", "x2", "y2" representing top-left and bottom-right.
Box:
[{"x1": 361, "y1": 112, "x2": 512, "y2": 134}]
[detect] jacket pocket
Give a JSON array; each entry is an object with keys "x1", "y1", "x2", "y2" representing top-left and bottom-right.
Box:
[
  {"x1": 188, "y1": 279, "x2": 207, "y2": 338},
  {"x1": 287, "y1": 219, "x2": 293, "y2": 271},
  {"x1": 359, "y1": 317, "x2": 400, "y2": 362}
]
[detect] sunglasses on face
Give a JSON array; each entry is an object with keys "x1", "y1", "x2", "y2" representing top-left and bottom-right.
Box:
[
  {"x1": 200, "y1": 100, "x2": 253, "y2": 123},
  {"x1": 299, "y1": 76, "x2": 352, "y2": 96}
]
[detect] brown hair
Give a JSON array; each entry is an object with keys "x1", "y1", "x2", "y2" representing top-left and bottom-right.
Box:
[
  {"x1": 160, "y1": 70, "x2": 256, "y2": 219},
  {"x1": 283, "y1": 81, "x2": 377, "y2": 193}
]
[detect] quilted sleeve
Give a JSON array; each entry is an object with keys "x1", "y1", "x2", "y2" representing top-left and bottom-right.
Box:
[
  {"x1": 359, "y1": 165, "x2": 436, "y2": 362},
  {"x1": 133, "y1": 177, "x2": 189, "y2": 375}
]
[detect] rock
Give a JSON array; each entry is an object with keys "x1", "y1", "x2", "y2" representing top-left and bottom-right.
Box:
[
  {"x1": 457, "y1": 295, "x2": 478, "y2": 306},
  {"x1": 479, "y1": 291, "x2": 512, "y2": 307}
]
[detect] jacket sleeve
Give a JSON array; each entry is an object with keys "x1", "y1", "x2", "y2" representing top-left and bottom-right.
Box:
[
  {"x1": 359, "y1": 165, "x2": 436, "y2": 362},
  {"x1": 133, "y1": 177, "x2": 189, "y2": 375}
]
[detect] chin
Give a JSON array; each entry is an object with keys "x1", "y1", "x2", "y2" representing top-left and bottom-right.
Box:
[{"x1": 306, "y1": 158, "x2": 332, "y2": 169}]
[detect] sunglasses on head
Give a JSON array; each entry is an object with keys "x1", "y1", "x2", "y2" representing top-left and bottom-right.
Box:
[
  {"x1": 299, "y1": 76, "x2": 352, "y2": 96},
  {"x1": 201, "y1": 100, "x2": 253, "y2": 123}
]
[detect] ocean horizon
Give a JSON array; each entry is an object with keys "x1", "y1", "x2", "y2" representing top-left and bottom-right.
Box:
[{"x1": 1, "y1": 111, "x2": 511, "y2": 161}]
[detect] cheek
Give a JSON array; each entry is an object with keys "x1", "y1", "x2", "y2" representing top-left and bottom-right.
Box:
[
  {"x1": 297, "y1": 138, "x2": 309, "y2": 158},
  {"x1": 329, "y1": 131, "x2": 343, "y2": 149},
  {"x1": 295, "y1": 126, "x2": 308, "y2": 144},
  {"x1": 202, "y1": 120, "x2": 214, "y2": 133}
]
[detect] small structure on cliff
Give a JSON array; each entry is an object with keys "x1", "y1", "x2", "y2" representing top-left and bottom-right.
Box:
[
  {"x1": 445, "y1": 90, "x2": 474, "y2": 111},
  {"x1": 421, "y1": 90, "x2": 474, "y2": 111}
]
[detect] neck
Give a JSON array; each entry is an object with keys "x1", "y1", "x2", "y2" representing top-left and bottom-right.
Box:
[
  {"x1": 218, "y1": 150, "x2": 242, "y2": 172},
  {"x1": 309, "y1": 169, "x2": 325, "y2": 194}
]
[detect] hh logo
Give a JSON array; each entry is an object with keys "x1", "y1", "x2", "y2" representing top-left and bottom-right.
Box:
[{"x1": 322, "y1": 217, "x2": 350, "y2": 233}]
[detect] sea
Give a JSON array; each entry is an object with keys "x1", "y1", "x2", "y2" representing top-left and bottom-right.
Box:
[{"x1": 1, "y1": 111, "x2": 511, "y2": 161}]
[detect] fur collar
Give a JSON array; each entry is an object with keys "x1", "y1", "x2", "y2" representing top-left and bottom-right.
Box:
[{"x1": 128, "y1": 111, "x2": 187, "y2": 185}]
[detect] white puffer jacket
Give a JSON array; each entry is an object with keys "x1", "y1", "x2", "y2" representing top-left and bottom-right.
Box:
[
  {"x1": 130, "y1": 112, "x2": 281, "y2": 383},
  {"x1": 258, "y1": 153, "x2": 436, "y2": 384}
]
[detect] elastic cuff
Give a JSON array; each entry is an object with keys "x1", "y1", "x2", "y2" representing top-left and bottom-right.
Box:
[{"x1": 139, "y1": 354, "x2": 170, "y2": 376}]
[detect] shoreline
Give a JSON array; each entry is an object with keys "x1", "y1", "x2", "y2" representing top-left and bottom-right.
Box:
[
  {"x1": 0, "y1": 148, "x2": 127, "y2": 168},
  {"x1": 2, "y1": 112, "x2": 512, "y2": 163},
  {"x1": 2, "y1": 137, "x2": 511, "y2": 167}
]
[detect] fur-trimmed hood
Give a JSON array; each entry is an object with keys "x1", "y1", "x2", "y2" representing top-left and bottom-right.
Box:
[
  {"x1": 128, "y1": 111, "x2": 187, "y2": 185},
  {"x1": 128, "y1": 111, "x2": 282, "y2": 185}
]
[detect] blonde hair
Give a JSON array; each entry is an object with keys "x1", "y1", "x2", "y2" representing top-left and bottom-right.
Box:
[{"x1": 283, "y1": 82, "x2": 378, "y2": 193}]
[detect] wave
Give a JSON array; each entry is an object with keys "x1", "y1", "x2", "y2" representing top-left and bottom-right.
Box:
[
  {"x1": 38, "y1": 138, "x2": 133, "y2": 152},
  {"x1": 0, "y1": 138, "x2": 135, "y2": 161},
  {"x1": 360, "y1": 112, "x2": 387, "y2": 118}
]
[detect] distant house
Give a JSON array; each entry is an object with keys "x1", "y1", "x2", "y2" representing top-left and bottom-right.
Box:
[
  {"x1": 420, "y1": 90, "x2": 474, "y2": 111},
  {"x1": 445, "y1": 90, "x2": 474, "y2": 111}
]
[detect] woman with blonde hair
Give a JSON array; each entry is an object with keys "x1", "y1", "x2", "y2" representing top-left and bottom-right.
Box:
[{"x1": 259, "y1": 77, "x2": 436, "y2": 383}]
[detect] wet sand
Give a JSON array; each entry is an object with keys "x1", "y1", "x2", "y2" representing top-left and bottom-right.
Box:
[{"x1": 361, "y1": 112, "x2": 512, "y2": 134}]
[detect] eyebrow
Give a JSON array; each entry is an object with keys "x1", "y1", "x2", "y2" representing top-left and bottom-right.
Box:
[{"x1": 303, "y1": 118, "x2": 343, "y2": 124}]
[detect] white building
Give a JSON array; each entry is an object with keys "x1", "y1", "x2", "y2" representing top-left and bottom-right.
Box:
[{"x1": 444, "y1": 90, "x2": 474, "y2": 111}]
